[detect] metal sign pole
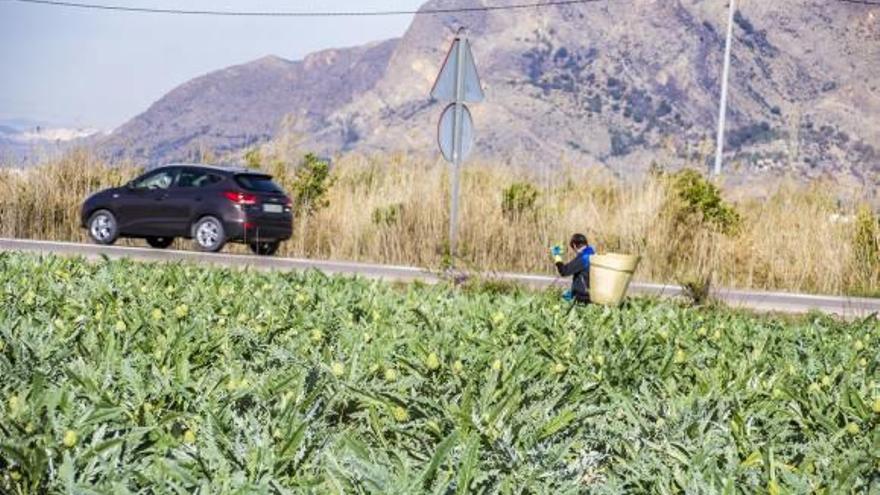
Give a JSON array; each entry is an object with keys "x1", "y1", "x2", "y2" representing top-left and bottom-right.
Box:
[
  {"x1": 713, "y1": 0, "x2": 736, "y2": 177},
  {"x1": 449, "y1": 33, "x2": 465, "y2": 267},
  {"x1": 431, "y1": 29, "x2": 483, "y2": 270}
]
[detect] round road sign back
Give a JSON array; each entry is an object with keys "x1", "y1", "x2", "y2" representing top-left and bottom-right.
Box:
[{"x1": 437, "y1": 103, "x2": 474, "y2": 164}]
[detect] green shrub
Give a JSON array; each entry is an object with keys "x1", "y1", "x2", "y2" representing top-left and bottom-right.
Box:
[
  {"x1": 853, "y1": 206, "x2": 879, "y2": 290},
  {"x1": 371, "y1": 203, "x2": 404, "y2": 227},
  {"x1": 501, "y1": 182, "x2": 540, "y2": 220},
  {"x1": 854, "y1": 206, "x2": 879, "y2": 265},
  {"x1": 667, "y1": 169, "x2": 741, "y2": 235},
  {"x1": 243, "y1": 147, "x2": 262, "y2": 169},
  {"x1": 659, "y1": 169, "x2": 742, "y2": 304},
  {"x1": 290, "y1": 153, "x2": 335, "y2": 217}
]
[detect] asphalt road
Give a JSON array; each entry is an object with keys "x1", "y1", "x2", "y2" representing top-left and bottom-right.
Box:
[{"x1": 1, "y1": 238, "x2": 879, "y2": 319}]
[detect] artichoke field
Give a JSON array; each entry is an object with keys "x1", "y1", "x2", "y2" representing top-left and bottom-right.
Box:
[{"x1": 0, "y1": 252, "x2": 878, "y2": 493}]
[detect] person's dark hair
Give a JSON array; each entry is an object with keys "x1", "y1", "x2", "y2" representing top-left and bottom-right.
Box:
[{"x1": 570, "y1": 233, "x2": 588, "y2": 249}]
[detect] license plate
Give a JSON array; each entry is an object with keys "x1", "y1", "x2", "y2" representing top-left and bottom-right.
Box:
[{"x1": 263, "y1": 204, "x2": 283, "y2": 213}]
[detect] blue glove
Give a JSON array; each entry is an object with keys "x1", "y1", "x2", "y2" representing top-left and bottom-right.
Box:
[
  {"x1": 551, "y1": 245, "x2": 564, "y2": 264},
  {"x1": 562, "y1": 290, "x2": 573, "y2": 302}
]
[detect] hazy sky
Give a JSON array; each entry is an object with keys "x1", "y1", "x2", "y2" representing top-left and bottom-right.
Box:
[{"x1": 0, "y1": 0, "x2": 426, "y2": 129}]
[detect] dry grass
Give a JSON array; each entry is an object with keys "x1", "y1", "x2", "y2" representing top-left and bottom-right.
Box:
[{"x1": 1, "y1": 148, "x2": 878, "y2": 296}]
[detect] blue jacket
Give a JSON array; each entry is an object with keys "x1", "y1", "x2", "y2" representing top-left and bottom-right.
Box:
[{"x1": 555, "y1": 246, "x2": 595, "y2": 302}]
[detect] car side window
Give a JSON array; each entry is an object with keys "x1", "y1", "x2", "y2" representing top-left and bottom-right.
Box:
[{"x1": 132, "y1": 169, "x2": 177, "y2": 190}]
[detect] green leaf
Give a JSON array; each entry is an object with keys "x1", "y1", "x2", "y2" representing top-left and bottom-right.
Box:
[
  {"x1": 456, "y1": 434, "x2": 480, "y2": 495},
  {"x1": 414, "y1": 432, "x2": 457, "y2": 491},
  {"x1": 538, "y1": 408, "x2": 577, "y2": 441}
]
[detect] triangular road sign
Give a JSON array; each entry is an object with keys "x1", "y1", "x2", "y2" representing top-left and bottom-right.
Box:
[{"x1": 430, "y1": 37, "x2": 484, "y2": 103}]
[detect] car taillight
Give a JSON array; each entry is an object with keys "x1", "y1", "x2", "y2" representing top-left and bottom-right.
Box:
[
  {"x1": 224, "y1": 191, "x2": 257, "y2": 205},
  {"x1": 283, "y1": 196, "x2": 292, "y2": 208}
]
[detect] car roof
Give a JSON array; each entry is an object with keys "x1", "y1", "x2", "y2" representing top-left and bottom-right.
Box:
[{"x1": 147, "y1": 163, "x2": 266, "y2": 175}]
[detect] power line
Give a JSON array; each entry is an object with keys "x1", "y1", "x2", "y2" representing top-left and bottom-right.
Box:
[
  {"x1": 8, "y1": 0, "x2": 876, "y2": 17},
  {"x1": 8, "y1": 0, "x2": 604, "y2": 17}
]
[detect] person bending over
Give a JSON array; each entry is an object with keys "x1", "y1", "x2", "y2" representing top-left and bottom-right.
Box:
[{"x1": 551, "y1": 233, "x2": 596, "y2": 303}]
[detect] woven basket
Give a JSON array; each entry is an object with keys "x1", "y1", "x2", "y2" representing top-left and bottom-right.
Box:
[{"x1": 589, "y1": 253, "x2": 641, "y2": 306}]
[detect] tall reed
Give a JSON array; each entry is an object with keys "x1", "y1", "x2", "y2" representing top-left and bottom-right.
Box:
[{"x1": 1, "y1": 149, "x2": 876, "y2": 296}]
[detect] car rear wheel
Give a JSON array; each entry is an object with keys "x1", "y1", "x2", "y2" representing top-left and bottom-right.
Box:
[
  {"x1": 146, "y1": 236, "x2": 174, "y2": 249},
  {"x1": 249, "y1": 241, "x2": 280, "y2": 256},
  {"x1": 87, "y1": 210, "x2": 118, "y2": 245},
  {"x1": 192, "y1": 216, "x2": 226, "y2": 253}
]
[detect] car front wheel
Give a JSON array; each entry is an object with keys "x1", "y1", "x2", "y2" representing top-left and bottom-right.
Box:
[
  {"x1": 146, "y1": 236, "x2": 174, "y2": 249},
  {"x1": 87, "y1": 210, "x2": 118, "y2": 245},
  {"x1": 249, "y1": 241, "x2": 280, "y2": 256},
  {"x1": 192, "y1": 216, "x2": 226, "y2": 253}
]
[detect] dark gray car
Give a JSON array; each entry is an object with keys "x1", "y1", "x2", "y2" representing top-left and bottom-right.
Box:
[{"x1": 81, "y1": 164, "x2": 293, "y2": 255}]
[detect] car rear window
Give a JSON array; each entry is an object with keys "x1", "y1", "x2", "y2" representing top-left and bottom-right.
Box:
[
  {"x1": 178, "y1": 170, "x2": 224, "y2": 188},
  {"x1": 234, "y1": 174, "x2": 283, "y2": 193}
]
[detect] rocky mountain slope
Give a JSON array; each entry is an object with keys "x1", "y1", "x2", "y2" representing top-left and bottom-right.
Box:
[
  {"x1": 102, "y1": 39, "x2": 397, "y2": 162},
  {"x1": 101, "y1": 0, "x2": 880, "y2": 186}
]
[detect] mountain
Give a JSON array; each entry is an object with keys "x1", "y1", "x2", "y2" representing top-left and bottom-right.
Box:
[
  {"x1": 0, "y1": 119, "x2": 101, "y2": 165},
  {"x1": 100, "y1": 0, "x2": 880, "y2": 187},
  {"x1": 102, "y1": 40, "x2": 397, "y2": 163}
]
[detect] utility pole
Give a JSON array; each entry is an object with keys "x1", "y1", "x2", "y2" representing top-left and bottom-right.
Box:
[{"x1": 713, "y1": 0, "x2": 736, "y2": 177}]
